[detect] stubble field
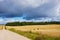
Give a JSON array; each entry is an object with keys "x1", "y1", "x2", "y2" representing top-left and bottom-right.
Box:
[
  {"x1": 6, "y1": 24, "x2": 60, "y2": 37},
  {"x1": 0, "y1": 25, "x2": 3, "y2": 30}
]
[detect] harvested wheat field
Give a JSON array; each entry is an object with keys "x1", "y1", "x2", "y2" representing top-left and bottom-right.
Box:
[
  {"x1": 0, "y1": 25, "x2": 3, "y2": 30},
  {"x1": 6, "y1": 24, "x2": 60, "y2": 37}
]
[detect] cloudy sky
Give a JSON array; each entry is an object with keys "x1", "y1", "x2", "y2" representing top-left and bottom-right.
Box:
[{"x1": 0, "y1": 0, "x2": 60, "y2": 24}]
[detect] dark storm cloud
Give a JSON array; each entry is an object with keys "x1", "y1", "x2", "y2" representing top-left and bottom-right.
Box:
[
  {"x1": 0, "y1": 0, "x2": 60, "y2": 20},
  {"x1": 0, "y1": 0, "x2": 24, "y2": 18}
]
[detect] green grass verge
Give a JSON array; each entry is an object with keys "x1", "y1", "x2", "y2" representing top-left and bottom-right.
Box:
[{"x1": 8, "y1": 28, "x2": 60, "y2": 40}]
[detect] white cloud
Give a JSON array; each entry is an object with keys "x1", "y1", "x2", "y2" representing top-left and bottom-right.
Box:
[
  {"x1": 24, "y1": 0, "x2": 49, "y2": 8},
  {"x1": 49, "y1": 3, "x2": 60, "y2": 18},
  {"x1": 0, "y1": 18, "x2": 3, "y2": 22},
  {"x1": 0, "y1": 0, "x2": 4, "y2": 2},
  {"x1": 12, "y1": 0, "x2": 49, "y2": 8}
]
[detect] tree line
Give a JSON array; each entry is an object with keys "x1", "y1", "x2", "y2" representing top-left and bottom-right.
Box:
[{"x1": 6, "y1": 21, "x2": 60, "y2": 26}]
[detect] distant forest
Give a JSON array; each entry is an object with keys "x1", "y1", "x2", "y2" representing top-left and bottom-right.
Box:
[{"x1": 6, "y1": 21, "x2": 60, "y2": 26}]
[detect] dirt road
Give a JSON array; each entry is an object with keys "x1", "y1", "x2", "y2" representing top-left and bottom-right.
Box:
[{"x1": 0, "y1": 30, "x2": 30, "y2": 40}]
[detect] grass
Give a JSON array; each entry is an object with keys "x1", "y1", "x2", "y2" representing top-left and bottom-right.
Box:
[{"x1": 8, "y1": 28, "x2": 60, "y2": 40}]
